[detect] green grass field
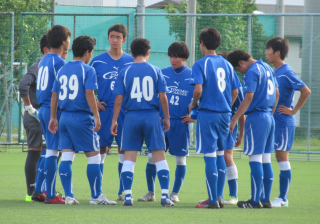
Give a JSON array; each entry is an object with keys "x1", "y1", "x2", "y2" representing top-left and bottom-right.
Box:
[{"x1": 1, "y1": 148, "x2": 320, "y2": 224}]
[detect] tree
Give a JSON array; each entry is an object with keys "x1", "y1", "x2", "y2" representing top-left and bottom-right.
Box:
[
  {"x1": 164, "y1": 0, "x2": 272, "y2": 65},
  {"x1": 0, "y1": 0, "x2": 52, "y2": 141}
]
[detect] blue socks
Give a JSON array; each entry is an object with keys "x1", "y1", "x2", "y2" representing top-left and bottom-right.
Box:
[
  {"x1": 44, "y1": 150, "x2": 59, "y2": 199},
  {"x1": 59, "y1": 152, "x2": 75, "y2": 198},
  {"x1": 226, "y1": 165, "x2": 238, "y2": 198},
  {"x1": 34, "y1": 150, "x2": 46, "y2": 194},
  {"x1": 146, "y1": 163, "x2": 157, "y2": 193},
  {"x1": 217, "y1": 153, "x2": 226, "y2": 198},
  {"x1": 249, "y1": 160, "x2": 264, "y2": 206},
  {"x1": 87, "y1": 154, "x2": 102, "y2": 199},
  {"x1": 155, "y1": 160, "x2": 170, "y2": 199},
  {"x1": 278, "y1": 161, "x2": 291, "y2": 202},
  {"x1": 118, "y1": 154, "x2": 124, "y2": 195},
  {"x1": 204, "y1": 155, "x2": 218, "y2": 203},
  {"x1": 261, "y1": 163, "x2": 273, "y2": 202},
  {"x1": 121, "y1": 160, "x2": 135, "y2": 200},
  {"x1": 172, "y1": 165, "x2": 186, "y2": 194}
]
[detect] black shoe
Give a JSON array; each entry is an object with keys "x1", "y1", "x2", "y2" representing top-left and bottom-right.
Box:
[
  {"x1": 260, "y1": 200, "x2": 272, "y2": 208},
  {"x1": 237, "y1": 199, "x2": 262, "y2": 208},
  {"x1": 217, "y1": 196, "x2": 224, "y2": 208}
]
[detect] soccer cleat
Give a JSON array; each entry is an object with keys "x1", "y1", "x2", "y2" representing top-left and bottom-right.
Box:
[
  {"x1": 65, "y1": 196, "x2": 79, "y2": 205},
  {"x1": 117, "y1": 193, "x2": 125, "y2": 201},
  {"x1": 272, "y1": 197, "x2": 289, "y2": 208},
  {"x1": 198, "y1": 198, "x2": 207, "y2": 204},
  {"x1": 260, "y1": 200, "x2": 272, "y2": 208},
  {"x1": 31, "y1": 191, "x2": 46, "y2": 202},
  {"x1": 138, "y1": 191, "x2": 155, "y2": 202},
  {"x1": 223, "y1": 196, "x2": 238, "y2": 205},
  {"x1": 89, "y1": 194, "x2": 117, "y2": 205},
  {"x1": 123, "y1": 198, "x2": 134, "y2": 206},
  {"x1": 195, "y1": 200, "x2": 220, "y2": 209},
  {"x1": 161, "y1": 198, "x2": 174, "y2": 207},
  {"x1": 237, "y1": 199, "x2": 262, "y2": 208},
  {"x1": 25, "y1": 195, "x2": 32, "y2": 202},
  {"x1": 44, "y1": 195, "x2": 66, "y2": 204},
  {"x1": 107, "y1": 148, "x2": 112, "y2": 155},
  {"x1": 169, "y1": 193, "x2": 180, "y2": 202},
  {"x1": 217, "y1": 196, "x2": 224, "y2": 208}
]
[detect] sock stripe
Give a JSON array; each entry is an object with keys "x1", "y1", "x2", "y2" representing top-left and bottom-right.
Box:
[
  {"x1": 284, "y1": 178, "x2": 290, "y2": 199},
  {"x1": 206, "y1": 179, "x2": 213, "y2": 201},
  {"x1": 51, "y1": 171, "x2": 57, "y2": 197},
  {"x1": 252, "y1": 175, "x2": 257, "y2": 202},
  {"x1": 93, "y1": 176, "x2": 97, "y2": 197}
]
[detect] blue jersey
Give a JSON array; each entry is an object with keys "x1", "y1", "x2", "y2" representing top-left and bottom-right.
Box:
[
  {"x1": 53, "y1": 61, "x2": 98, "y2": 114},
  {"x1": 243, "y1": 59, "x2": 278, "y2": 114},
  {"x1": 160, "y1": 65, "x2": 194, "y2": 119},
  {"x1": 36, "y1": 53, "x2": 66, "y2": 107},
  {"x1": 113, "y1": 62, "x2": 167, "y2": 111},
  {"x1": 232, "y1": 73, "x2": 244, "y2": 115},
  {"x1": 89, "y1": 52, "x2": 133, "y2": 108},
  {"x1": 190, "y1": 55, "x2": 238, "y2": 113},
  {"x1": 273, "y1": 64, "x2": 305, "y2": 127}
]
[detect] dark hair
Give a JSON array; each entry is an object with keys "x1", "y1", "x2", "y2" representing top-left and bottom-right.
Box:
[
  {"x1": 130, "y1": 38, "x2": 151, "y2": 58},
  {"x1": 72, "y1": 35, "x2": 96, "y2": 58},
  {"x1": 217, "y1": 51, "x2": 229, "y2": 59},
  {"x1": 266, "y1": 37, "x2": 289, "y2": 60},
  {"x1": 47, "y1": 25, "x2": 71, "y2": 49},
  {"x1": 108, "y1": 24, "x2": 127, "y2": 38},
  {"x1": 227, "y1": 50, "x2": 251, "y2": 68},
  {"x1": 168, "y1": 41, "x2": 189, "y2": 59},
  {"x1": 199, "y1": 28, "x2": 221, "y2": 50},
  {"x1": 40, "y1": 34, "x2": 50, "y2": 54}
]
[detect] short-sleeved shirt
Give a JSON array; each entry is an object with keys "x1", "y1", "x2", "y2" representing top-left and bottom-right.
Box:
[
  {"x1": 243, "y1": 59, "x2": 278, "y2": 114},
  {"x1": 190, "y1": 55, "x2": 238, "y2": 113},
  {"x1": 160, "y1": 65, "x2": 194, "y2": 119},
  {"x1": 53, "y1": 61, "x2": 98, "y2": 114},
  {"x1": 113, "y1": 62, "x2": 167, "y2": 111},
  {"x1": 89, "y1": 52, "x2": 133, "y2": 108},
  {"x1": 36, "y1": 53, "x2": 66, "y2": 107},
  {"x1": 273, "y1": 64, "x2": 306, "y2": 127},
  {"x1": 232, "y1": 73, "x2": 244, "y2": 115}
]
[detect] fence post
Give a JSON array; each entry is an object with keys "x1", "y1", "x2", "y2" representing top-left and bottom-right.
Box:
[
  {"x1": 9, "y1": 12, "x2": 14, "y2": 143},
  {"x1": 127, "y1": 14, "x2": 130, "y2": 53},
  {"x1": 247, "y1": 15, "x2": 252, "y2": 55},
  {"x1": 307, "y1": 16, "x2": 313, "y2": 162},
  {"x1": 19, "y1": 13, "x2": 24, "y2": 142},
  {"x1": 73, "y1": 15, "x2": 76, "y2": 40}
]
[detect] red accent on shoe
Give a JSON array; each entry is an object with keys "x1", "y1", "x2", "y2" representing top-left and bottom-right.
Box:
[
  {"x1": 45, "y1": 196, "x2": 65, "y2": 204},
  {"x1": 195, "y1": 203, "x2": 209, "y2": 208},
  {"x1": 201, "y1": 199, "x2": 209, "y2": 204}
]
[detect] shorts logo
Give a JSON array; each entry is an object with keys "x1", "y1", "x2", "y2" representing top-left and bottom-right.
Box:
[
  {"x1": 274, "y1": 143, "x2": 279, "y2": 146},
  {"x1": 43, "y1": 170, "x2": 48, "y2": 175},
  {"x1": 38, "y1": 168, "x2": 43, "y2": 172},
  {"x1": 182, "y1": 149, "x2": 187, "y2": 153}
]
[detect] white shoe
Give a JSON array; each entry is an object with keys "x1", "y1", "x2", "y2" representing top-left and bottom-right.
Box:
[
  {"x1": 65, "y1": 196, "x2": 79, "y2": 205},
  {"x1": 117, "y1": 193, "x2": 125, "y2": 201},
  {"x1": 223, "y1": 196, "x2": 238, "y2": 205},
  {"x1": 169, "y1": 193, "x2": 180, "y2": 202},
  {"x1": 90, "y1": 194, "x2": 117, "y2": 205},
  {"x1": 137, "y1": 192, "x2": 155, "y2": 202},
  {"x1": 272, "y1": 197, "x2": 289, "y2": 208}
]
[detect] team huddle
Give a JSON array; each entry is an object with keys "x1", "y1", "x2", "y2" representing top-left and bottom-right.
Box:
[{"x1": 21, "y1": 23, "x2": 310, "y2": 208}]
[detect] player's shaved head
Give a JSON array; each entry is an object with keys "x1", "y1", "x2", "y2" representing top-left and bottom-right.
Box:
[
  {"x1": 168, "y1": 41, "x2": 189, "y2": 59},
  {"x1": 72, "y1": 35, "x2": 96, "y2": 58},
  {"x1": 130, "y1": 38, "x2": 150, "y2": 58},
  {"x1": 227, "y1": 50, "x2": 251, "y2": 68},
  {"x1": 108, "y1": 24, "x2": 127, "y2": 38},
  {"x1": 40, "y1": 34, "x2": 50, "y2": 54},
  {"x1": 266, "y1": 37, "x2": 289, "y2": 60},
  {"x1": 47, "y1": 25, "x2": 71, "y2": 49},
  {"x1": 199, "y1": 28, "x2": 221, "y2": 50}
]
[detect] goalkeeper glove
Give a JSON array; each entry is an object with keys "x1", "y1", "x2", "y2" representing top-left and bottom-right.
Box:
[{"x1": 25, "y1": 105, "x2": 40, "y2": 122}]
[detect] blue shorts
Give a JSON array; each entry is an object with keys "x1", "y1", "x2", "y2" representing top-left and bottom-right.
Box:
[
  {"x1": 196, "y1": 110, "x2": 231, "y2": 154},
  {"x1": 121, "y1": 110, "x2": 165, "y2": 151},
  {"x1": 274, "y1": 125, "x2": 295, "y2": 151},
  {"x1": 98, "y1": 107, "x2": 125, "y2": 147},
  {"x1": 224, "y1": 122, "x2": 238, "y2": 150},
  {"x1": 165, "y1": 119, "x2": 190, "y2": 156},
  {"x1": 243, "y1": 112, "x2": 275, "y2": 155},
  {"x1": 59, "y1": 111, "x2": 100, "y2": 152},
  {"x1": 39, "y1": 106, "x2": 61, "y2": 150}
]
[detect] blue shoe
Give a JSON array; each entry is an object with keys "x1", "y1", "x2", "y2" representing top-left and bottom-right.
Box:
[
  {"x1": 123, "y1": 198, "x2": 133, "y2": 206},
  {"x1": 161, "y1": 198, "x2": 174, "y2": 207}
]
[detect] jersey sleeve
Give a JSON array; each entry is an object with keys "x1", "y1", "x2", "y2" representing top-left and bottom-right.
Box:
[
  {"x1": 52, "y1": 79, "x2": 59, "y2": 93},
  {"x1": 85, "y1": 68, "x2": 98, "y2": 90},
  {"x1": 113, "y1": 70, "x2": 125, "y2": 96},
  {"x1": 190, "y1": 62, "x2": 203, "y2": 85},
  {"x1": 232, "y1": 72, "x2": 241, "y2": 90},
  {"x1": 157, "y1": 69, "x2": 167, "y2": 93},
  {"x1": 286, "y1": 71, "x2": 306, "y2": 90},
  {"x1": 243, "y1": 70, "x2": 259, "y2": 93}
]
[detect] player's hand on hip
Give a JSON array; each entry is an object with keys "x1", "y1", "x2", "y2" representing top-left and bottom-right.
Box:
[
  {"x1": 97, "y1": 102, "x2": 106, "y2": 111},
  {"x1": 277, "y1": 105, "x2": 295, "y2": 115},
  {"x1": 181, "y1": 115, "x2": 195, "y2": 125},
  {"x1": 93, "y1": 116, "x2": 101, "y2": 132},
  {"x1": 235, "y1": 134, "x2": 244, "y2": 147},
  {"x1": 110, "y1": 121, "x2": 118, "y2": 136},
  {"x1": 48, "y1": 118, "x2": 58, "y2": 134},
  {"x1": 230, "y1": 117, "x2": 237, "y2": 134},
  {"x1": 163, "y1": 117, "x2": 170, "y2": 132}
]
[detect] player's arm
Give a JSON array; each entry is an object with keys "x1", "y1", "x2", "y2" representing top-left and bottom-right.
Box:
[
  {"x1": 86, "y1": 89, "x2": 101, "y2": 132},
  {"x1": 48, "y1": 92, "x2": 58, "y2": 134},
  {"x1": 230, "y1": 92, "x2": 254, "y2": 134},
  {"x1": 271, "y1": 87, "x2": 279, "y2": 114},
  {"x1": 277, "y1": 86, "x2": 311, "y2": 115},
  {"x1": 232, "y1": 88, "x2": 238, "y2": 106},
  {"x1": 159, "y1": 92, "x2": 170, "y2": 132},
  {"x1": 111, "y1": 95, "x2": 123, "y2": 136},
  {"x1": 235, "y1": 114, "x2": 245, "y2": 147},
  {"x1": 188, "y1": 84, "x2": 202, "y2": 113}
]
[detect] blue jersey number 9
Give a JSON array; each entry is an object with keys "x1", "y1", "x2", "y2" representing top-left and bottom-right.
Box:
[
  {"x1": 59, "y1": 74, "x2": 79, "y2": 100},
  {"x1": 266, "y1": 71, "x2": 274, "y2": 95},
  {"x1": 131, "y1": 76, "x2": 154, "y2": 102}
]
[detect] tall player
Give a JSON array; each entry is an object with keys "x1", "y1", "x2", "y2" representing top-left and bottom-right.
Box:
[
  {"x1": 189, "y1": 28, "x2": 239, "y2": 209},
  {"x1": 227, "y1": 50, "x2": 279, "y2": 209},
  {"x1": 49, "y1": 35, "x2": 117, "y2": 205},
  {"x1": 265, "y1": 37, "x2": 311, "y2": 208},
  {"x1": 138, "y1": 41, "x2": 194, "y2": 203},
  {"x1": 111, "y1": 38, "x2": 174, "y2": 207},
  {"x1": 37, "y1": 25, "x2": 71, "y2": 204},
  {"x1": 90, "y1": 24, "x2": 133, "y2": 201}
]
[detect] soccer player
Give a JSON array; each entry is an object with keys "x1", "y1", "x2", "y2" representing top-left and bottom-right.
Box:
[
  {"x1": 36, "y1": 25, "x2": 71, "y2": 204},
  {"x1": 90, "y1": 24, "x2": 133, "y2": 200},
  {"x1": 227, "y1": 50, "x2": 279, "y2": 209},
  {"x1": 189, "y1": 28, "x2": 239, "y2": 209},
  {"x1": 265, "y1": 37, "x2": 311, "y2": 208},
  {"x1": 48, "y1": 35, "x2": 116, "y2": 205},
  {"x1": 111, "y1": 38, "x2": 174, "y2": 207},
  {"x1": 138, "y1": 41, "x2": 194, "y2": 203},
  {"x1": 19, "y1": 34, "x2": 49, "y2": 202}
]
